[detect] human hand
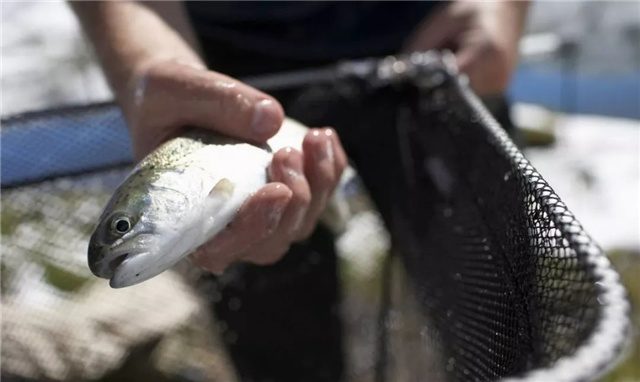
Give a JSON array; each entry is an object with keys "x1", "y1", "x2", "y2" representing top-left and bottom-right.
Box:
[
  {"x1": 125, "y1": 60, "x2": 284, "y2": 161},
  {"x1": 127, "y1": 60, "x2": 347, "y2": 274},
  {"x1": 189, "y1": 127, "x2": 348, "y2": 273},
  {"x1": 403, "y1": 1, "x2": 529, "y2": 95}
]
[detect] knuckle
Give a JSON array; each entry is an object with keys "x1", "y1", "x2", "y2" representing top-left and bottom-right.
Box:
[
  {"x1": 133, "y1": 66, "x2": 191, "y2": 129},
  {"x1": 218, "y1": 88, "x2": 252, "y2": 123}
]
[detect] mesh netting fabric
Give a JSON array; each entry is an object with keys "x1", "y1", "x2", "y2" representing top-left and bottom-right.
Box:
[
  {"x1": 1, "y1": 104, "x2": 132, "y2": 188},
  {"x1": 1, "y1": 53, "x2": 631, "y2": 382},
  {"x1": 385, "y1": 71, "x2": 632, "y2": 382}
]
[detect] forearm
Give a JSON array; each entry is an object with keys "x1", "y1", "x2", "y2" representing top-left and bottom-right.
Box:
[{"x1": 69, "y1": 1, "x2": 203, "y2": 110}]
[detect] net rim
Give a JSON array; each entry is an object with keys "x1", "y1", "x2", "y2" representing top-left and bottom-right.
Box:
[
  {"x1": 453, "y1": 76, "x2": 633, "y2": 382},
  {"x1": 1, "y1": 54, "x2": 633, "y2": 381}
]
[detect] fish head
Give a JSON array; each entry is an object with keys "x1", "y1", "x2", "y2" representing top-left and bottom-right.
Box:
[{"x1": 88, "y1": 167, "x2": 197, "y2": 288}]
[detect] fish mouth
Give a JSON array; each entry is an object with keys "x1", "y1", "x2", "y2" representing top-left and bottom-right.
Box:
[
  {"x1": 109, "y1": 252, "x2": 143, "y2": 288},
  {"x1": 108, "y1": 253, "x2": 129, "y2": 275},
  {"x1": 91, "y1": 250, "x2": 145, "y2": 280},
  {"x1": 110, "y1": 250, "x2": 171, "y2": 289}
]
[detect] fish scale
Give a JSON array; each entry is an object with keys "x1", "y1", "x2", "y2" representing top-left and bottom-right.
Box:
[{"x1": 88, "y1": 118, "x2": 353, "y2": 288}]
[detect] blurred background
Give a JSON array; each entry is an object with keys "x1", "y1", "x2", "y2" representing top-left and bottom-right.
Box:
[{"x1": 1, "y1": 1, "x2": 639, "y2": 381}]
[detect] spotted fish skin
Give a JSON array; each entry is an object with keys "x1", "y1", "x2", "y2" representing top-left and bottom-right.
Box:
[{"x1": 88, "y1": 118, "x2": 351, "y2": 288}]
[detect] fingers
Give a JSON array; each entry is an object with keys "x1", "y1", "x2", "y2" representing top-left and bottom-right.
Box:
[
  {"x1": 132, "y1": 60, "x2": 284, "y2": 159},
  {"x1": 238, "y1": 240, "x2": 292, "y2": 266},
  {"x1": 455, "y1": 32, "x2": 512, "y2": 95},
  {"x1": 268, "y1": 147, "x2": 311, "y2": 239},
  {"x1": 190, "y1": 127, "x2": 348, "y2": 273},
  {"x1": 241, "y1": 128, "x2": 348, "y2": 265},
  {"x1": 237, "y1": 146, "x2": 310, "y2": 267},
  {"x1": 298, "y1": 128, "x2": 347, "y2": 239},
  {"x1": 188, "y1": 183, "x2": 292, "y2": 274},
  {"x1": 327, "y1": 128, "x2": 349, "y2": 177},
  {"x1": 401, "y1": 1, "x2": 521, "y2": 96}
]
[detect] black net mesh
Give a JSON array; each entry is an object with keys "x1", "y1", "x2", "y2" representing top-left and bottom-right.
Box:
[{"x1": 1, "y1": 53, "x2": 631, "y2": 382}]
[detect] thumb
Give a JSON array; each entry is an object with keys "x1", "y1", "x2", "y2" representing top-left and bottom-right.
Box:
[{"x1": 135, "y1": 61, "x2": 284, "y2": 144}]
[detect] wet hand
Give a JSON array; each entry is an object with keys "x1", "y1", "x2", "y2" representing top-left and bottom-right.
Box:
[
  {"x1": 189, "y1": 127, "x2": 348, "y2": 274},
  {"x1": 127, "y1": 60, "x2": 347, "y2": 274},
  {"x1": 403, "y1": 1, "x2": 529, "y2": 95},
  {"x1": 126, "y1": 60, "x2": 285, "y2": 160}
]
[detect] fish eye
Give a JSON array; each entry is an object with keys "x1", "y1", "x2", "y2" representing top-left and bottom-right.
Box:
[{"x1": 111, "y1": 216, "x2": 132, "y2": 234}]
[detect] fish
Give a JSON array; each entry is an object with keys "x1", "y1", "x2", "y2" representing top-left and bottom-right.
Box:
[{"x1": 88, "y1": 118, "x2": 354, "y2": 288}]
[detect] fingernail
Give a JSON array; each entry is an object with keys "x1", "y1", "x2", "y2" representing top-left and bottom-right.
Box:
[
  {"x1": 283, "y1": 148, "x2": 302, "y2": 178},
  {"x1": 313, "y1": 131, "x2": 334, "y2": 163},
  {"x1": 252, "y1": 99, "x2": 280, "y2": 136}
]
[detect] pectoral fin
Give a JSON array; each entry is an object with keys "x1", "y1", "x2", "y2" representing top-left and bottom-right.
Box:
[
  {"x1": 201, "y1": 178, "x2": 239, "y2": 243},
  {"x1": 209, "y1": 178, "x2": 235, "y2": 199}
]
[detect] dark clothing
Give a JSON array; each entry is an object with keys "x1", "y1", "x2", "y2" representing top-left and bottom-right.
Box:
[
  {"x1": 185, "y1": 1, "x2": 441, "y2": 63},
  {"x1": 185, "y1": 4, "x2": 443, "y2": 382},
  {"x1": 184, "y1": 3, "x2": 513, "y2": 382},
  {"x1": 204, "y1": 226, "x2": 342, "y2": 382}
]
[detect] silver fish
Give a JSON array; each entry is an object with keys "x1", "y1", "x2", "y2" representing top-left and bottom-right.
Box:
[{"x1": 88, "y1": 118, "x2": 352, "y2": 288}]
